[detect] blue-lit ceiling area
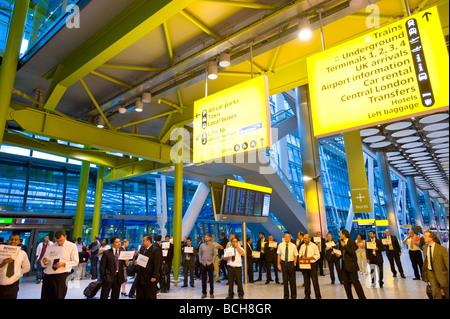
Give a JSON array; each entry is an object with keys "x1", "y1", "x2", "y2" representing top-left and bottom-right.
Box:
[{"x1": 0, "y1": 0, "x2": 88, "y2": 62}]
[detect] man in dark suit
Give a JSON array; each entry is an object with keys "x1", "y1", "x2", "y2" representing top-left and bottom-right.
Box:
[
  {"x1": 313, "y1": 231, "x2": 326, "y2": 276},
  {"x1": 422, "y1": 231, "x2": 449, "y2": 299},
  {"x1": 366, "y1": 230, "x2": 385, "y2": 288},
  {"x1": 135, "y1": 234, "x2": 162, "y2": 299},
  {"x1": 219, "y1": 232, "x2": 229, "y2": 280},
  {"x1": 182, "y1": 238, "x2": 197, "y2": 288},
  {"x1": 160, "y1": 235, "x2": 174, "y2": 293},
  {"x1": 325, "y1": 233, "x2": 343, "y2": 284},
  {"x1": 264, "y1": 236, "x2": 280, "y2": 284},
  {"x1": 100, "y1": 237, "x2": 129, "y2": 299},
  {"x1": 256, "y1": 232, "x2": 267, "y2": 281},
  {"x1": 383, "y1": 229, "x2": 405, "y2": 278},
  {"x1": 246, "y1": 237, "x2": 254, "y2": 283},
  {"x1": 338, "y1": 229, "x2": 366, "y2": 299}
]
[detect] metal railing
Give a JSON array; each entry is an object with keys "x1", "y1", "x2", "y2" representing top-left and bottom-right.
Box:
[{"x1": 270, "y1": 108, "x2": 294, "y2": 126}]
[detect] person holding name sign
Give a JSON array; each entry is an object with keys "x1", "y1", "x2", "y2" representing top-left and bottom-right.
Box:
[
  {"x1": 366, "y1": 230, "x2": 385, "y2": 288},
  {"x1": 225, "y1": 237, "x2": 246, "y2": 299},
  {"x1": 40, "y1": 230, "x2": 79, "y2": 299},
  {"x1": 298, "y1": 234, "x2": 322, "y2": 299},
  {"x1": 383, "y1": 229, "x2": 405, "y2": 279},
  {"x1": 264, "y1": 235, "x2": 280, "y2": 284},
  {"x1": 0, "y1": 233, "x2": 30, "y2": 299},
  {"x1": 160, "y1": 235, "x2": 174, "y2": 293},
  {"x1": 338, "y1": 230, "x2": 366, "y2": 299},
  {"x1": 182, "y1": 238, "x2": 197, "y2": 288},
  {"x1": 402, "y1": 229, "x2": 423, "y2": 281},
  {"x1": 100, "y1": 237, "x2": 130, "y2": 299},
  {"x1": 135, "y1": 234, "x2": 162, "y2": 299},
  {"x1": 325, "y1": 233, "x2": 343, "y2": 285}
]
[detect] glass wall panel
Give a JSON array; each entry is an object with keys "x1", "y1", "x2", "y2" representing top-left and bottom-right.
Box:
[
  {"x1": 25, "y1": 166, "x2": 64, "y2": 213},
  {"x1": 124, "y1": 180, "x2": 146, "y2": 216},
  {"x1": 0, "y1": 162, "x2": 27, "y2": 211}
]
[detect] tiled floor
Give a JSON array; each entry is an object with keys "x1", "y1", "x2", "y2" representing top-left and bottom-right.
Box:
[{"x1": 16, "y1": 254, "x2": 430, "y2": 299}]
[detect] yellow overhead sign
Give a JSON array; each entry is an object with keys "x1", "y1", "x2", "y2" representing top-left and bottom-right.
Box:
[
  {"x1": 193, "y1": 76, "x2": 271, "y2": 163},
  {"x1": 307, "y1": 6, "x2": 449, "y2": 138},
  {"x1": 226, "y1": 179, "x2": 272, "y2": 194},
  {"x1": 352, "y1": 219, "x2": 389, "y2": 226}
]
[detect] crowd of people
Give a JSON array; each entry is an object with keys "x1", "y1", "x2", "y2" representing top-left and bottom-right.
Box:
[{"x1": 0, "y1": 227, "x2": 448, "y2": 300}]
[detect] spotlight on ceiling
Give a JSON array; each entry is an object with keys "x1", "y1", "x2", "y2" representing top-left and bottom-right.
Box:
[
  {"x1": 96, "y1": 116, "x2": 105, "y2": 129},
  {"x1": 118, "y1": 106, "x2": 127, "y2": 114},
  {"x1": 135, "y1": 98, "x2": 144, "y2": 112},
  {"x1": 207, "y1": 61, "x2": 218, "y2": 80},
  {"x1": 142, "y1": 92, "x2": 152, "y2": 103},
  {"x1": 219, "y1": 52, "x2": 231, "y2": 68},
  {"x1": 298, "y1": 17, "x2": 312, "y2": 41},
  {"x1": 349, "y1": 0, "x2": 366, "y2": 8}
]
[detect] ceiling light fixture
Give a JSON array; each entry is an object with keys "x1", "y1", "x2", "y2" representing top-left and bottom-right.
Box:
[
  {"x1": 142, "y1": 92, "x2": 152, "y2": 103},
  {"x1": 207, "y1": 61, "x2": 218, "y2": 80},
  {"x1": 135, "y1": 98, "x2": 144, "y2": 112},
  {"x1": 298, "y1": 17, "x2": 312, "y2": 41},
  {"x1": 118, "y1": 105, "x2": 127, "y2": 114},
  {"x1": 349, "y1": 0, "x2": 366, "y2": 8},
  {"x1": 219, "y1": 52, "x2": 231, "y2": 68},
  {"x1": 96, "y1": 116, "x2": 105, "y2": 129}
]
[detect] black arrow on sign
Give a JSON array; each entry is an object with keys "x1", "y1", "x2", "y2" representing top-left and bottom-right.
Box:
[{"x1": 422, "y1": 12, "x2": 432, "y2": 22}]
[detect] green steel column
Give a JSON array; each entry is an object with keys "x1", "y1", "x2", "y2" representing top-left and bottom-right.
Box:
[
  {"x1": 73, "y1": 161, "x2": 91, "y2": 239},
  {"x1": 172, "y1": 161, "x2": 183, "y2": 284},
  {"x1": 0, "y1": 0, "x2": 31, "y2": 145},
  {"x1": 91, "y1": 166, "x2": 104, "y2": 242}
]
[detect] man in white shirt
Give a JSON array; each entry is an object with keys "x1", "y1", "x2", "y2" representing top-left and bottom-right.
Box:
[
  {"x1": 0, "y1": 233, "x2": 31, "y2": 299},
  {"x1": 225, "y1": 237, "x2": 246, "y2": 299},
  {"x1": 299, "y1": 234, "x2": 322, "y2": 299},
  {"x1": 402, "y1": 229, "x2": 423, "y2": 280},
  {"x1": 40, "y1": 230, "x2": 79, "y2": 299},
  {"x1": 277, "y1": 233, "x2": 298, "y2": 299}
]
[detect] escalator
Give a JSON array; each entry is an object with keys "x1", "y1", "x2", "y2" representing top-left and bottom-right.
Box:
[{"x1": 230, "y1": 150, "x2": 308, "y2": 238}]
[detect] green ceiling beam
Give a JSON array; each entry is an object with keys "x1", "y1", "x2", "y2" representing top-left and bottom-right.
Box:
[
  {"x1": 43, "y1": 0, "x2": 195, "y2": 110},
  {"x1": 103, "y1": 160, "x2": 172, "y2": 183},
  {"x1": 79, "y1": 78, "x2": 112, "y2": 128},
  {"x1": 90, "y1": 71, "x2": 133, "y2": 89},
  {"x1": 180, "y1": 9, "x2": 222, "y2": 41},
  {"x1": 100, "y1": 63, "x2": 161, "y2": 72},
  {"x1": 2, "y1": 131, "x2": 137, "y2": 168},
  {"x1": 117, "y1": 110, "x2": 178, "y2": 130},
  {"x1": 158, "y1": 98, "x2": 183, "y2": 113},
  {"x1": 202, "y1": 0, "x2": 277, "y2": 11},
  {"x1": 163, "y1": 21, "x2": 174, "y2": 65},
  {"x1": 9, "y1": 107, "x2": 173, "y2": 163}
]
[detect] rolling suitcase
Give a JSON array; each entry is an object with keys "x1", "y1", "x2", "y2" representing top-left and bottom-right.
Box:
[{"x1": 84, "y1": 281, "x2": 102, "y2": 299}]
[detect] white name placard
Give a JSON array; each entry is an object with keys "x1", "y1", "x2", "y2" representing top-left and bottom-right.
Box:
[{"x1": 136, "y1": 254, "x2": 149, "y2": 268}]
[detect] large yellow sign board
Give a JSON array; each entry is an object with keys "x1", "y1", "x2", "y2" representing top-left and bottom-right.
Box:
[
  {"x1": 193, "y1": 76, "x2": 271, "y2": 163},
  {"x1": 307, "y1": 6, "x2": 449, "y2": 138}
]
